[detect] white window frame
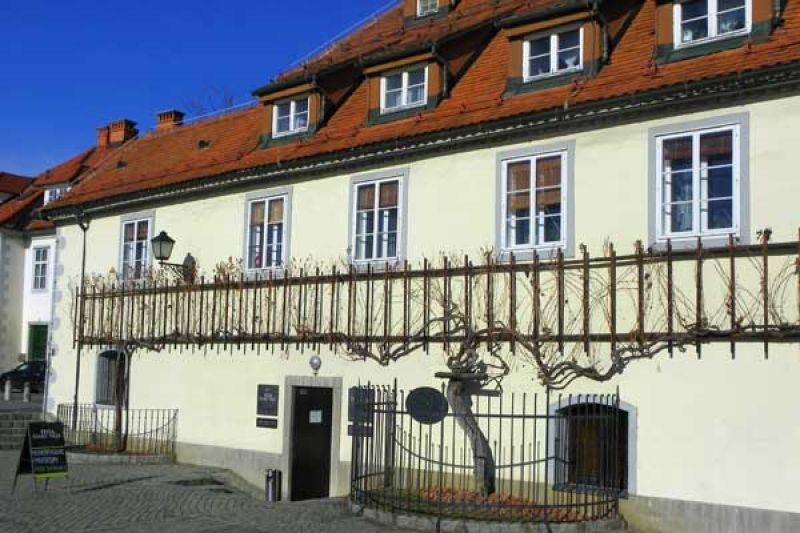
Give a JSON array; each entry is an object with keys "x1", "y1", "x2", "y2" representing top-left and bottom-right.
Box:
[
  {"x1": 350, "y1": 175, "x2": 404, "y2": 265},
  {"x1": 523, "y1": 26, "x2": 584, "y2": 82},
  {"x1": 272, "y1": 95, "x2": 310, "y2": 137},
  {"x1": 500, "y1": 150, "x2": 569, "y2": 254},
  {"x1": 379, "y1": 65, "x2": 429, "y2": 114},
  {"x1": 245, "y1": 193, "x2": 289, "y2": 272},
  {"x1": 417, "y1": 0, "x2": 439, "y2": 17},
  {"x1": 119, "y1": 217, "x2": 152, "y2": 282},
  {"x1": 32, "y1": 246, "x2": 49, "y2": 291},
  {"x1": 44, "y1": 185, "x2": 70, "y2": 205},
  {"x1": 673, "y1": 0, "x2": 751, "y2": 48},
  {"x1": 655, "y1": 124, "x2": 741, "y2": 242}
]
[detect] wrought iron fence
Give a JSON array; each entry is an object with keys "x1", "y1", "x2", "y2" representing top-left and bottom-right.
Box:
[
  {"x1": 349, "y1": 383, "x2": 624, "y2": 524},
  {"x1": 57, "y1": 403, "x2": 178, "y2": 458}
]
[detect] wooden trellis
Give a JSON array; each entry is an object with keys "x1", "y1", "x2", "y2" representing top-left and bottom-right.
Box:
[{"x1": 73, "y1": 234, "x2": 800, "y2": 360}]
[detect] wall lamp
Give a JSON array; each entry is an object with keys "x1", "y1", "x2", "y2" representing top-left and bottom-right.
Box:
[{"x1": 150, "y1": 231, "x2": 196, "y2": 283}]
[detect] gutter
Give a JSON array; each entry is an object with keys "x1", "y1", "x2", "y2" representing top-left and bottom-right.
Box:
[{"x1": 44, "y1": 59, "x2": 800, "y2": 223}]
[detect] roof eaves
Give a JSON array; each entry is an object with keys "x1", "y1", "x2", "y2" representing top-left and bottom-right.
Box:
[{"x1": 496, "y1": 0, "x2": 596, "y2": 29}]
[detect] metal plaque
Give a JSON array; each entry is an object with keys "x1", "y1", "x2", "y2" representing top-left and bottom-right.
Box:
[
  {"x1": 405, "y1": 387, "x2": 448, "y2": 425},
  {"x1": 348, "y1": 387, "x2": 375, "y2": 423},
  {"x1": 257, "y1": 385, "x2": 279, "y2": 417},
  {"x1": 256, "y1": 417, "x2": 278, "y2": 429}
]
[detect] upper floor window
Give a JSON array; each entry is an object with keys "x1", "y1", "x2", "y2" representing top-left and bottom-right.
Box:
[
  {"x1": 120, "y1": 218, "x2": 151, "y2": 281},
  {"x1": 380, "y1": 66, "x2": 427, "y2": 114},
  {"x1": 246, "y1": 195, "x2": 287, "y2": 270},
  {"x1": 524, "y1": 28, "x2": 583, "y2": 81},
  {"x1": 32, "y1": 247, "x2": 49, "y2": 291},
  {"x1": 656, "y1": 125, "x2": 739, "y2": 240},
  {"x1": 44, "y1": 185, "x2": 70, "y2": 205},
  {"x1": 352, "y1": 177, "x2": 402, "y2": 262},
  {"x1": 417, "y1": 0, "x2": 438, "y2": 17},
  {"x1": 674, "y1": 0, "x2": 750, "y2": 46},
  {"x1": 501, "y1": 151, "x2": 567, "y2": 251},
  {"x1": 273, "y1": 96, "x2": 309, "y2": 137}
]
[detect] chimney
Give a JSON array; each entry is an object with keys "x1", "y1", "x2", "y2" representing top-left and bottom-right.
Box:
[
  {"x1": 96, "y1": 125, "x2": 110, "y2": 147},
  {"x1": 156, "y1": 110, "x2": 185, "y2": 131},
  {"x1": 107, "y1": 119, "x2": 138, "y2": 145}
]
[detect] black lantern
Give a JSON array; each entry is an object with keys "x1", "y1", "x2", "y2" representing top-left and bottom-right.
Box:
[{"x1": 151, "y1": 231, "x2": 176, "y2": 262}]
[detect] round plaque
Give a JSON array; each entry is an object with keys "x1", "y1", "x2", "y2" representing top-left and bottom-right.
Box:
[{"x1": 405, "y1": 387, "x2": 449, "y2": 425}]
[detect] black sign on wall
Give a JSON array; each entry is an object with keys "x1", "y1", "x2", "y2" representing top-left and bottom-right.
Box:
[
  {"x1": 257, "y1": 385, "x2": 279, "y2": 417},
  {"x1": 256, "y1": 418, "x2": 278, "y2": 429}
]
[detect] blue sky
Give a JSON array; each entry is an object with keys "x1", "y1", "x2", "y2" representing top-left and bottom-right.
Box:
[{"x1": 0, "y1": 0, "x2": 392, "y2": 176}]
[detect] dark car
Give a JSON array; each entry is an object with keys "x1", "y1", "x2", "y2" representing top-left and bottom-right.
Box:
[{"x1": 0, "y1": 361, "x2": 46, "y2": 393}]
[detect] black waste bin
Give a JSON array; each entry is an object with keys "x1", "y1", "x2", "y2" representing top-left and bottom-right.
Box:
[{"x1": 265, "y1": 469, "x2": 282, "y2": 502}]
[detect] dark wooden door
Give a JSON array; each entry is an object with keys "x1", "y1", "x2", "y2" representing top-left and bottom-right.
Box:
[
  {"x1": 291, "y1": 386, "x2": 333, "y2": 501},
  {"x1": 27, "y1": 325, "x2": 48, "y2": 361}
]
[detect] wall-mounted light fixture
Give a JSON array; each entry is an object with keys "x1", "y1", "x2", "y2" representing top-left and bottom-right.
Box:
[
  {"x1": 150, "y1": 231, "x2": 196, "y2": 283},
  {"x1": 309, "y1": 355, "x2": 322, "y2": 376}
]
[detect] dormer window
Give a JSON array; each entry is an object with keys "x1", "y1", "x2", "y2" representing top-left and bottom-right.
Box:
[
  {"x1": 523, "y1": 27, "x2": 583, "y2": 82},
  {"x1": 273, "y1": 96, "x2": 310, "y2": 137},
  {"x1": 44, "y1": 185, "x2": 70, "y2": 205},
  {"x1": 417, "y1": 0, "x2": 438, "y2": 17},
  {"x1": 380, "y1": 66, "x2": 428, "y2": 114},
  {"x1": 674, "y1": 0, "x2": 750, "y2": 46}
]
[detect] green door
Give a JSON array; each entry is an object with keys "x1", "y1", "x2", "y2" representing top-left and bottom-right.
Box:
[{"x1": 27, "y1": 325, "x2": 48, "y2": 361}]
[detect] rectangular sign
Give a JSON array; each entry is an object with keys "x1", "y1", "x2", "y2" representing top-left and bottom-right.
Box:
[
  {"x1": 15, "y1": 421, "x2": 69, "y2": 489},
  {"x1": 309, "y1": 410, "x2": 322, "y2": 424},
  {"x1": 348, "y1": 387, "x2": 375, "y2": 423},
  {"x1": 257, "y1": 384, "x2": 279, "y2": 417},
  {"x1": 256, "y1": 417, "x2": 278, "y2": 429}
]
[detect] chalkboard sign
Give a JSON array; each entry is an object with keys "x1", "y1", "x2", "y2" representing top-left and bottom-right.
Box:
[
  {"x1": 257, "y1": 385, "x2": 279, "y2": 417},
  {"x1": 14, "y1": 421, "x2": 69, "y2": 491}
]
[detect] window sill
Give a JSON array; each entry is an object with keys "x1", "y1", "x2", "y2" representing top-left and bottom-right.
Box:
[
  {"x1": 257, "y1": 126, "x2": 317, "y2": 149},
  {"x1": 651, "y1": 233, "x2": 743, "y2": 252},
  {"x1": 367, "y1": 97, "x2": 439, "y2": 126},
  {"x1": 496, "y1": 246, "x2": 568, "y2": 263},
  {"x1": 505, "y1": 60, "x2": 599, "y2": 97},
  {"x1": 243, "y1": 267, "x2": 287, "y2": 281},
  {"x1": 655, "y1": 24, "x2": 771, "y2": 64},
  {"x1": 349, "y1": 259, "x2": 404, "y2": 273}
]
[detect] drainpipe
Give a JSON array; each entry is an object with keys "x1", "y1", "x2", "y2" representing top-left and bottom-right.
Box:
[{"x1": 71, "y1": 212, "x2": 90, "y2": 430}]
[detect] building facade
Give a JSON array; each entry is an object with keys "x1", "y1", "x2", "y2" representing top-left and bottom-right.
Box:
[{"x1": 40, "y1": 0, "x2": 800, "y2": 530}]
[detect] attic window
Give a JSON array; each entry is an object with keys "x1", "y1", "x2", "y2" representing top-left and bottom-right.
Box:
[
  {"x1": 417, "y1": 0, "x2": 438, "y2": 17},
  {"x1": 674, "y1": 0, "x2": 751, "y2": 46},
  {"x1": 380, "y1": 66, "x2": 428, "y2": 114},
  {"x1": 273, "y1": 96, "x2": 310, "y2": 137},
  {"x1": 198, "y1": 139, "x2": 211, "y2": 150},
  {"x1": 523, "y1": 27, "x2": 583, "y2": 82},
  {"x1": 116, "y1": 160, "x2": 127, "y2": 169}
]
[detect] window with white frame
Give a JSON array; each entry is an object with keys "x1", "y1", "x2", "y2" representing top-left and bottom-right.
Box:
[
  {"x1": 120, "y1": 218, "x2": 151, "y2": 281},
  {"x1": 32, "y1": 247, "x2": 49, "y2": 290},
  {"x1": 524, "y1": 27, "x2": 583, "y2": 81},
  {"x1": 502, "y1": 152, "x2": 567, "y2": 251},
  {"x1": 417, "y1": 0, "x2": 438, "y2": 17},
  {"x1": 380, "y1": 66, "x2": 427, "y2": 113},
  {"x1": 352, "y1": 178, "x2": 401, "y2": 262},
  {"x1": 273, "y1": 96, "x2": 309, "y2": 137},
  {"x1": 44, "y1": 185, "x2": 70, "y2": 205},
  {"x1": 96, "y1": 350, "x2": 125, "y2": 407},
  {"x1": 656, "y1": 125, "x2": 739, "y2": 240},
  {"x1": 246, "y1": 195, "x2": 287, "y2": 270},
  {"x1": 674, "y1": 0, "x2": 750, "y2": 46}
]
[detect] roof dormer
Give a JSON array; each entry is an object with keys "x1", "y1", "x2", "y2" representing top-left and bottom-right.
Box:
[
  {"x1": 403, "y1": 0, "x2": 456, "y2": 25},
  {"x1": 364, "y1": 52, "x2": 445, "y2": 125},
  {"x1": 654, "y1": 0, "x2": 782, "y2": 64},
  {"x1": 255, "y1": 82, "x2": 323, "y2": 147}
]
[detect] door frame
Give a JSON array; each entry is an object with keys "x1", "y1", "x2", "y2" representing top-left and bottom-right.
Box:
[
  {"x1": 282, "y1": 375, "x2": 343, "y2": 500},
  {"x1": 26, "y1": 322, "x2": 49, "y2": 361}
]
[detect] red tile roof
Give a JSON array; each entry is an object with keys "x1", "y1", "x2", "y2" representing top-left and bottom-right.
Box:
[
  {"x1": 0, "y1": 172, "x2": 31, "y2": 196},
  {"x1": 44, "y1": 0, "x2": 800, "y2": 213}
]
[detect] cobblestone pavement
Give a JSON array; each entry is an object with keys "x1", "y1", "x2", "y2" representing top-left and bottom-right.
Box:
[{"x1": 0, "y1": 451, "x2": 410, "y2": 533}]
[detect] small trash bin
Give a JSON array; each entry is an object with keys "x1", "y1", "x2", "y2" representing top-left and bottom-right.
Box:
[{"x1": 265, "y1": 469, "x2": 282, "y2": 502}]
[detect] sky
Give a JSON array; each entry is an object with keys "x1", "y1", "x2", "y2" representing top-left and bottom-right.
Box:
[{"x1": 0, "y1": 0, "x2": 393, "y2": 177}]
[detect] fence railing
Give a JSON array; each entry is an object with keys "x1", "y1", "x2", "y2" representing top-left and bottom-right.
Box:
[
  {"x1": 72, "y1": 236, "x2": 800, "y2": 362},
  {"x1": 350, "y1": 383, "x2": 623, "y2": 523},
  {"x1": 57, "y1": 403, "x2": 178, "y2": 457}
]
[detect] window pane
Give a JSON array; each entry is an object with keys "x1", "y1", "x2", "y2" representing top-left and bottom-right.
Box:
[
  {"x1": 407, "y1": 69, "x2": 425, "y2": 87},
  {"x1": 708, "y1": 199, "x2": 733, "y2": 229},
  {"x1": 136, "y1": 220, "x2": 149, "y2": 240},
  {"x1": 507, "y1": 162, "x2": 530, "y2": 191},
  {"x1": 508, "y1": 191, "x2": 530, "y2": 212},
  {"x1": 681, "y1": 18, "x2": 708, "y2": 42},
  {"x1": 268, "y1": 198, "x2": 284, "y2": 224},
  {"x1": 528, "y1": 36, "x2": 550, "y2": 57},
  {"x1": 663, "y1": 137, "x2": 693, "y2": 172},
  {"x1": 670, "y1": 203, "x2": 693, "y2": 232},
  {"x1": 718, "y1": 9, "x2": 746, "y2": 33},
  {"x1": 294, "y1": 98, "x2": 308, "y2": 114},
  {"x1": 528, "y1": 56, "x2": 551, "y2": 76},
  {"x1": 682, "y1": 0, "x2": 709, "y2": 20},
  {"x1": 700, "y1": 131, "x2": 732, "y2": 166},
  {"x1": 276, "y1": 102, "x2": 291, "y2": 119},
  {"x1": 508, "y1": 217, "x2": 530, "y2": 246},
  {"x1": 558, "y1": 30, "x2": 580, "y2": 50},
  {"x1": 124, "y1": 222, "x2": 135, "y2": 242},
  {"x1": 407, "y1": 84, "x2": 425, "y2": 105},
  {"x1": 719, "y1": 0, "x2": 745, "y2": 9},
  {"x1": 536, "y1": 156, "x2": 561, "y2": 188},
  {"x1": 708, "y1": 167, "x2": 733, "y2": 199},
  {"x1": 385, "y1": 74, "x2": 403, "y2": 91},
  {"x1": 357, "y1": 184, "x2": 375, "y2": 210},
  {"x1": 276, "y1": 116, "x2": 291, "y2": 133},
  {"x1": 379, "y1": 181, "x2": 399, "y2": 208},
  {"x1": 543, "y1": 215, "x2": 561, "y2": 243},
  {"x1": 250, "y1": 202, "x2": 265, "y2": 225},
  {"x1": 293, "y1": 112, "x2": 308, "y2": 130},
  {"x1": 558, "y1": 48, "x2": 581, "y2": 70},
  {"x1": 384, "y1": 89, "x2": 402, "y2": 109},
  {"x1": 670, "y1": 171, "x2": 693, "y2": 202}
]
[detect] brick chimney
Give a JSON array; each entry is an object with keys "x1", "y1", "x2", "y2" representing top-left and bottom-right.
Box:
[
  {"x1": 156, "y1": 110, "x2": 185, "y2": 131},
  {"x1": 96, "y1": 125, "x2": 110, "y2": 147},
  {"x1": 107, "y1": 119, "x2": 138, "y2": 145}
]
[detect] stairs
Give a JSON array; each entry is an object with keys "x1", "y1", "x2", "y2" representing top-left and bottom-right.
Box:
[{"x1": 0, "y1": 412, "x2": 41, "y2": 451}]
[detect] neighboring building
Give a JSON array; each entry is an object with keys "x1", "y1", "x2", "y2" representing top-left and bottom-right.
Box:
[
  {"x1": 39, "y1": 0, "x2": 800, "y2": 530},
  {"x1": 0, "y1": 173, "x2": 31, "y2": 205},
  {"x1": 0, "y1": 122, "x2": 130, "y2": 371}
]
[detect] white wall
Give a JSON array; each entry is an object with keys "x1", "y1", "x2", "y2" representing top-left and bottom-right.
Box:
[
  {"x1": 47, "y1": 96, "x2": 800, "y2": 513},
  {"x1": 0, "y1": 231, "x2": 25, "y2": 370},
  {"x1": 19, "y1": 234, "x2": 56, "y2": 357}
]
